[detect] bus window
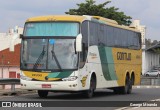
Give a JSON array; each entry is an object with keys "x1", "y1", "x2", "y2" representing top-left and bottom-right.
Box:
[{"x1": 80, "y1": 43, "x2": 88, "y2": 68}]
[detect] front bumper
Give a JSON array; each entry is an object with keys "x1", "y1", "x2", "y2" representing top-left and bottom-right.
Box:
[{"x1": 20, "y1": 79, "x2": 80, "y2": 91}]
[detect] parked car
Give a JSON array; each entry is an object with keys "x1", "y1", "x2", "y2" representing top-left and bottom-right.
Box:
[{"x1": 145, "y1": 70, "x2": 160, "y2": 77}]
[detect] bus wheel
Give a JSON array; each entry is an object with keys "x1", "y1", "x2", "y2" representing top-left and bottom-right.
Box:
[
  {"x1": 84, "y1": 76, "x2": 96, "y2": 98},
  {"x1": 121, "y1": 75, "x2": 132, "y2": 94},
  {"x1": 131, "y1": 74, "x2": 135, "y2": 85},
  {"x1": 113, "y1": 88, "x2": 119, "y2": 94},
  {"x1": 38, "y1": 90, "x2": 48, "y2": 98}
]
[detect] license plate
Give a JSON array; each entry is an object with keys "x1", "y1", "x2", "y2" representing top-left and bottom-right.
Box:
[{"x1": 42, "y1": 84, "x2": 51, "y2": 88}]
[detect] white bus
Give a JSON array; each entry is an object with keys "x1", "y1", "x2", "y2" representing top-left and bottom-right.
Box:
[{"x1": 20, "y1": 15, "x2": 142, "y2": 98}]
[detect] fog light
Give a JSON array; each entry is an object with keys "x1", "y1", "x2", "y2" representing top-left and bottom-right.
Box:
[{"x1": 73, "y1": 84, "x2": 77, "y2": 87}]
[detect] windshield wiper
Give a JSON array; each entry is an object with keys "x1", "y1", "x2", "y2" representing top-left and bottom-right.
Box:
[
  {"x1": 33, "y1": 46, "x2": 46, "y2": 70},
  {"x1": 51, "y1": 44, "x2": 62, "y2": 71}
]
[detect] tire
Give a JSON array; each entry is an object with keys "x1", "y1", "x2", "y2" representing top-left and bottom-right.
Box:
[
  {"x1": 38, "y1": 90, "x2": 48, "y2": 98},
  {"x1": 84, "y1": 76, "x2": 96, "y2": 98},
  {"x1": 157, "y1": 74, "x2": 160, "y2": 77},
  {"x1": 146, "y1": 74, "x2": 149, "y2": 77},
  {"x1": 131, "y1": 75, "x2": 135, "y2": 85},
  {"x1": 113, "y1": 88, "x2": 120, "y2": 94},
  {"x1": 120, "y1": 75, "x2": 132, "y2": 94}
]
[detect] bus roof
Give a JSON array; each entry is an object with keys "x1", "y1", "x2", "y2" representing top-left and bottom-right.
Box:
[
  {"x1": 26, "y1": 15, "x2": 86, "y2": 23},
  {"x1": 26, "y1": 15, "x2": 140, "y2": 33}
]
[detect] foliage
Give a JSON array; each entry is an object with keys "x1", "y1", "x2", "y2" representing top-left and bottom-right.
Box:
[{"x1": 65, "y1": 0, "x2": 132, "y2": 26}]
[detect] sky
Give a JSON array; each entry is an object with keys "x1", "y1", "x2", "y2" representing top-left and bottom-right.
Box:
[{"x1": 0, "y1": 0, "x2": 159, "y2": 41}]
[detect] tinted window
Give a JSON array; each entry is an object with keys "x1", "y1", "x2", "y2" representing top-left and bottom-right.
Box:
[{"x1": 87, "y1": 21, "x2": 141, "y2": 50}]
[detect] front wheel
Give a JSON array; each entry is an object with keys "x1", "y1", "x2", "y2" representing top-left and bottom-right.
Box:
[
  {"x1": 38, "y1": 90, "x2": 48, "y2": 98},
  {"x1": 84, "y1": 76, "x2": 96, "y2": 98}
]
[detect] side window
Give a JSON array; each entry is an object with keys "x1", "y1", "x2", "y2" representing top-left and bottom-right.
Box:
[
  {"x1": 106, "y1": 25, "x2": 114, "y2": 46},
  {"x1": 89, "y1": 22, "x2": 98, "y2": 46},
  {"x1": 82, "y1": 21, "x2": 141, "y2": 50},
  {"x1": 80, "y1": 43, "x2": 87, "y2": 65},
  {"x1": 127, "y1": 31, "x2": 140, "y2": 49},
  {"x1": 128, "y1": 31, "x2": 132, "y2": 48},
  {"x1": 81, "y1": 21, "x2": 88, "y2": 45},
  {"x1": 81, "y1": 21, "x2": 89, "y2": 67},
  {"x1": 138, "y1": 33, "x2": 141, "y2": 49},
  {"x1": 98, "y1": 24, "x2": 105, "y2": 46},
  {"x1": 121, "y1": 29, "x2": 128, "y2": 47},
  {"x1": 114, "y1": 28, "x2": 122, "y2": 47}
]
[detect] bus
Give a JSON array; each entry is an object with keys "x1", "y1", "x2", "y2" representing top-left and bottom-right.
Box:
[{"x1": 20, "y1": 15, "x2": 142, "y2": 98}]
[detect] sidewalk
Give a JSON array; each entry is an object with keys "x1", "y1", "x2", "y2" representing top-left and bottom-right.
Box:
[{"x1": 0, "y1": 88, "x2": 36, "y2": 96}]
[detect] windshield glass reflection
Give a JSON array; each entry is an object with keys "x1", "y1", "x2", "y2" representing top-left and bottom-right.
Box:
[{"x1": 21, "y1": 39, "x2": 78, "y2": 71}]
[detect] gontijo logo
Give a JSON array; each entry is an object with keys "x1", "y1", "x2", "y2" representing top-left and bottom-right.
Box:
[{"x1": 117, "y1": 52, "x2": 131, "y2": 61}]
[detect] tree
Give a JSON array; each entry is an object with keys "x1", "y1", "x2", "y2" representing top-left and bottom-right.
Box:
[{"x1": 65, "y1": 0, "x2": 132, "y2": 26}]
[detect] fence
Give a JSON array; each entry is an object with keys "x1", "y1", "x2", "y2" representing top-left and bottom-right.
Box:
[
  {"x1": 141, "y1": 76, "x2": 160, "y2": 85},
  {"x1": 0, "y1": 78, "x2": 20, "y2": 92}
]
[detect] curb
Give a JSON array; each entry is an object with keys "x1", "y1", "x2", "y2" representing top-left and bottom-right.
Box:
[{"x1": 133, "y1": 86, "x2": 160, "y2": 89}]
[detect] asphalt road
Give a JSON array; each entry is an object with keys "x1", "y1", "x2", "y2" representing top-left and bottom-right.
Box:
[{"x1": 0, "y1": 88, "x2": 160, "y2": 110}]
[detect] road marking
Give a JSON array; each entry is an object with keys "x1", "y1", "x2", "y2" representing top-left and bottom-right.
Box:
[
  {"x1": 133, "y1": 86, "x2": 160, "y2": 89},
  {"x1": 20, "y1": 93, "x2": 37, "y2": 96},
  {"x1": 115, "y1": 107, "x2": 131, "y2": 110},
  {"x1": 136, "y1": 86, "x2": 140, "y2": 88}
]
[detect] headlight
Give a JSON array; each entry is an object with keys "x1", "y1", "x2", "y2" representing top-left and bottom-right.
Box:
[
  {"x1": 62, "y1": 76, "x2": 78, "y2": 81},
  {"x1": 20, "y1": 75, "x2": 32, "y2": 81}
]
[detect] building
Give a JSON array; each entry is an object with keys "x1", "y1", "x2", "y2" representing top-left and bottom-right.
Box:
[
  {"x1": 130, "y1": 20, "x2": 146, "y2": 48},
  {"x1": 0, "y1": 26, "x2": 22, "y2": 51},
  {"x1": 0, "y1": 26, "x2": 23, "y2": 89},
  {"x1": 0, "y1": 44, "x2": 21, "y2": 89},
  {"x1": 0, "y1": 44, "x2": 21, "y2": 78},
  {"x1": 130, "y1": 20, "x2": 160, "y2": 74},
  {"x1": 144, "y1": 43, "x2": 160, "y2": 72}
]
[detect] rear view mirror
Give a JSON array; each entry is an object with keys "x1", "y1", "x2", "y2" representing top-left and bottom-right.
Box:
[{"x1": 76, "y1": 34, "x2": 82, "y2": 52}]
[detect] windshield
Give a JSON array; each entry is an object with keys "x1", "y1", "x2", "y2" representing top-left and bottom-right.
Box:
[
  {"x1": 21, "y1": 39, "x2": 78, "y2": 71},
  {"x1": 24, "y1": 22, "x2": 79, "y2": 36}
]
